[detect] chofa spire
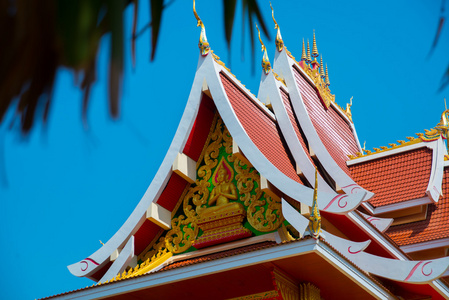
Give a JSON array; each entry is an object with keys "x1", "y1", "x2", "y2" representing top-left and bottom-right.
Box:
[
  {"x1": 270, "y1": 3, "x2": 284, "y2": 52},
  {"x1": 256, "y1": 23, "x2": 271, "y2": 75},
  {"x1": 312, "y1": 30, "x2": 319, "y2": 61},
  {"x1": 306, "y1": 40, "x2": 311, "y2": 63},
  {"x1": 301, "y1": 39, "x2": 307, "y2": 61},
  {"x1": 309, "y1": 168, "x2": 321, "y2": 238},
  {"x1": 193, "y1": 0, "x2": 210, "y2": 56},
  {"x1": 320, "y1": 56, "x2": 325, "y2": 77}
]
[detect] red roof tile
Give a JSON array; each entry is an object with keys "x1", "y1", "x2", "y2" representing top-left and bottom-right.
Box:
[
  {"x1": 349, "y1": 147, "x2": 432, "y2": 207},
  {"x1": 387, "y1": 168, "x2": 449, "y2": 246},
  {"x1": 280, "y1": 88, "x2": 315, "y2": 167},
  {"x1": 294, "y1": 67, "x2": 359, "y2": 176},
  {"x1": 220, "y1": 73, "x2": 302, "y2": 184}
]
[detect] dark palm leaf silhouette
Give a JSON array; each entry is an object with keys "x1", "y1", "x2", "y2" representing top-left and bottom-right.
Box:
[{"x1": 0, "y1": 0, "x2": 270, "y2": 135}]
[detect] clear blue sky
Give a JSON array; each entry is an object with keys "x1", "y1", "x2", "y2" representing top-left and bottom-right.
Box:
[{"x1": 1, "y1": 1, "x2": 448, "y2": 299}]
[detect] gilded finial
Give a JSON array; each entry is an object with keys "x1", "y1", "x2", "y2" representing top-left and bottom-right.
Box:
[
  {"x1": 312, "y1": 30, "x2": 319, "y2": 60},
  {"x1": 193, "y1": 0, "x2": 210, "y2": 56},
  {"x1": 362, "y1": 141, "x2": 366, "y2": 151},
  {"x1": 301, "y1": 39, "x2": 307, "y2": 61},
  {"x1": 256, "y1": 23, "x2": 271, "y2": 75},
  {"x1": 309, "y1": 167, "x2": 321, "y2": 238},
  {"x1": 270, "y1": 3, "x2": 284, "y2": 52},
  {"x1": 306, "y1": 40, "x2": 311, "y2": 62},
  {"x1": 99, "y1": 240, "x2": 105, "y2": 246},
  {"x1": 320, "y1": 56, "x2": 325, "y2": 77},
  {"x1": 325, "y1": 64, "x2": 330, "y2": 86},
  {"x1": 345, "y1": 96, "x2": 353, "y2": 121}
]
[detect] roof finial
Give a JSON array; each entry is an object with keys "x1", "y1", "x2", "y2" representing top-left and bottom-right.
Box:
[
  {"x1": 193, "y1": 0, "x2": 210, "y2": 56},
  {"x1": 301, "y1": 39, "x2": 307, "y2": 61},
  {"x1": 325, "y1": 64, "x2": 330, "y2": 86},
  {"x1": 256, "y1": 23, "x2": 271, "y2": 75},
  {"x1": 320, "y1": 55, "x2": 325, "y2": 77},
  {"x1": 309, "y1": 167, "x2": 321, "y2": 239},
  {"x1": 312, "y1": 30, "x2": 319, "y2": 61},
  {"x1": 306, "y1": 39, "x2": 311, "y2": 63},
  {"x1": 345, "y1": 96, "x2": 353, "y2": 121},
  {"x1": 445, "y1": 98, "x2": 447, "y2": 110},
  {"x1": 270, "y1": 2, "x2": 284, "y2": 52}
]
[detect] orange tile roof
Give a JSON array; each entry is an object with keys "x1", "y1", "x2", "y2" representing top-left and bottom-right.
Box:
[
  {"x1": 220, "y1": 72, "x2": 302, "y2": 184},
  {"x1": 349, "y1": 147, "x2": 432, "y2": 207},
  {"x1": 293, "y1": 67, "x2": 359, "y2": 177},
  {"x1": 387, "y1": 168, "x2": 449, "y2": 246}
]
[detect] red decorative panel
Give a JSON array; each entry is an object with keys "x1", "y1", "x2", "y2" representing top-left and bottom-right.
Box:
[
  {"x1": 183, "y1": 93, "x2": 216, "y2": 161},
  {"x1": 280, "y1": 88, "x2": 315, "y2": 166},
  {"x1": 134, "y1": 219, "x2": 161, "y2": 256},
  {"x1": 294, "y1": 67, "x2": 359, "y2": 176},
  {"x1": 156, "y1": 172, "x2": 189, "y2": 211},
  {"x1": 220, "y1": 73, "x2": 302, "y2": 184},
  {"x1": 349, "y1": 147, "x2": 432, "y2": 207}
]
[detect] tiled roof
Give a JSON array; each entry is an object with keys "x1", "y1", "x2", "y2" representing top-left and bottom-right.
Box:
[
  {"x1": 293, "y1": 67, "x2": 359, "y2": 176},
  {"x1": 386, "y1": 168, "x2": 449, "y2": 246},
  {"x1": 279, "y1": 88, "x2": 315, "y2": 167},
  {"x1": 160, "y1": 241, "x2": 277, "y2": 272},
  {"x1": 349, "y1": 147, "x2": 432, "y2": 207},
  {"x1": 220, "y1": 72, "x2": 302, "y2": 184}
]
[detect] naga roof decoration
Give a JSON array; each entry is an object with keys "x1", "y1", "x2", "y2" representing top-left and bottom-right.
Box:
[
  {"x1": 256, "y1": 24, "x2": 271, "y2": 75},
  {"x1": 193, "y1": 0, "x2": 210, "y2": 56},
  {"x1": 270, "y1": 3, "x2": 284, "y2": 52}
]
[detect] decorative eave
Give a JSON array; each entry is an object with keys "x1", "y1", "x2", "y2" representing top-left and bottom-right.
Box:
[{"x1": 272, "y1": 46, "x2": 373, "y2": 200}]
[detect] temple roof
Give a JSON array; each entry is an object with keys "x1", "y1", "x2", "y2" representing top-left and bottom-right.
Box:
[
  {"x1": 349, "y1": 147, "x2": 433, "y2": 207},
  {"x1": 387, "y1": 168, "x2": 449, "y2": 246}
]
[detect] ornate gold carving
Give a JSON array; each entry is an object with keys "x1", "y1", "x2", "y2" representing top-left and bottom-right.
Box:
[
  {"x1": 303, "y1": 63, "x2": 335, "y2": 109},
  {"x1": 299, "y1": 283, "x2": 321, "y2": 300},
  {"x1": 228, "y1": 290, "x2": 279, "y2": 300},
  {"x1": 348, "y1": 134, "x2": 424, "y2": 160},
  {"x1": 272, "y1": 268, "x2": 299, "y2": 300}
]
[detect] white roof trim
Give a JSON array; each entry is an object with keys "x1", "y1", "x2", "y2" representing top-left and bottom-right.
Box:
[
  {"x1": 426, "y1": 138, "x2": 445, "y2": 202},
  {"x1": 258, "y1": 71, "x2": 334, "y2": 194},
  {"x1": 365, "y1": 196, "x2": 432, "y2": 215},
  {"x1": 68, "y1": 54, "x2": 209, "y2": 278},
  {"x1": 346, "y1": 140, "x2": 429, "y2": 166},
  {"x1": 347, "y1": 211, "x2": 408, "y2": 260},
  {"x1": 272, "y1": 50, "x2": 374, "y2": 201},
  {"x1": 209, "y1": 58, "x2": 366, "y2": 213},
  {"x1": 53, "y1": 239, "x2": 394, "y2": 300},
  {"x1": 401, "y1": 238, "x2": 449, "y2": 253}
]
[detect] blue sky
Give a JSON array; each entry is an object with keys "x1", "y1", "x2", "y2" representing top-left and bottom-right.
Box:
[{"x1": 1, "y1": 1, "x2": 448, "y2": 299}]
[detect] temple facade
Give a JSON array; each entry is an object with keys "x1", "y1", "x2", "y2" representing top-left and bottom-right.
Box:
[{"x1": 44, "y1": 4, "x2": 449, "y2": 300}]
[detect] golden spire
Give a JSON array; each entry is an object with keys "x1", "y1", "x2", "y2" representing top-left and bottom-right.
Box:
[
  {"x1": 193, "y1": 0, "x2": 210, "y2": 56},
  {"x1": 312, "y1": 30, "x2": 319, "y2": 60},
  {"x1": 301, "y1": 39, "x2": 307, "y2": 61},
  {"x1": 320, "y1": 55, "x2": 325, "y2": 77},
  {"x1": 256, "y1": 23, "x2": 271, "y2": 75},
  {"x1": 306, "y1": 39, "x2": 311, "y2": 62},
  {"x1": 325, "y1": 64, "x2": 330, "y2": 86},
  {"x1": 270, "y1": 2, "x2": 284, "y2": 52},
  {"x1": 309, "y1": 168, "x2": 321, "y2": 238}
]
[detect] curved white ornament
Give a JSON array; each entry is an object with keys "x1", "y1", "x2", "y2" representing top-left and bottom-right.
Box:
[
  {"x1": 209, "y1": 60, "x2": 366, "y2": 214},
  {"x1": 358, "y1": 211, "x2": 393, "y2": 233}
]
